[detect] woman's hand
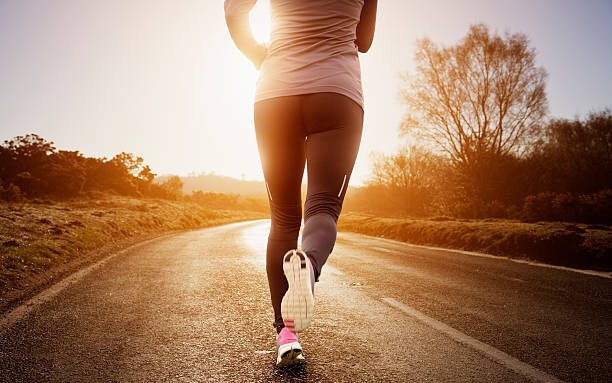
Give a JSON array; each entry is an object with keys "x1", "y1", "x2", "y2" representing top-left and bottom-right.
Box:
[{"x1": 251, "y1": 43, "x2": 268, "y2": 70}]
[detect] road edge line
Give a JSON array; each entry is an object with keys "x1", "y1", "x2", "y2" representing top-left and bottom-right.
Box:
[
  {"x1": 381, "y1": 297, "x2": 564, "y2": 383},
  {"x1": 0, "y1": 233, "x2": 177, "y2": 334},
  {"x1": 340, "y1": 233, "x2": 611, "y2": 279},
  {"x1": 0, "y1": 219, "x2": 268, "y2": 334}
]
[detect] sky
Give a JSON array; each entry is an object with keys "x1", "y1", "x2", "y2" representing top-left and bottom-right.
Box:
[{"x1": 1, "y1": 0, "x2": 611, "y2": 186}]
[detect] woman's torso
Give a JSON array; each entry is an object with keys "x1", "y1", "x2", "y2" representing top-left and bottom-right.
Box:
[{"x1": 257, "y1": 0, "x2": 365, "y2": 109}]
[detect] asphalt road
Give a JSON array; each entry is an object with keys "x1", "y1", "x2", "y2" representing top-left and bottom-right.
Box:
[{"x1": 1, "y1": 220, "x2": 610, "y2": 382}]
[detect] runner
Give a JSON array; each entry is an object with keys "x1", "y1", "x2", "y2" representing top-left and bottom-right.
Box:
[{"x1": 224, "y1": 0, "x2": 377, "y2": 366}]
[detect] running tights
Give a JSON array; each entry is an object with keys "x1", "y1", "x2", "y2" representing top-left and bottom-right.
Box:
[{"x1": 253, "y1": 92, "x2": 363, "y2": 332}]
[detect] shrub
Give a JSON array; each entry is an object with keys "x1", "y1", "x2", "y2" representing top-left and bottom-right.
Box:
[
  {"x1": 1, "y1": 182, "x2": 24, "y2": 202},
  {"x1": 521, "y1": 190, "x2": 612, "y2": 223}
]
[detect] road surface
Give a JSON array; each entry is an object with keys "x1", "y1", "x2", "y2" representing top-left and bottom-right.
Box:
[{"x1": 1, "y1": 220, "x2": 611, "y2": 382}]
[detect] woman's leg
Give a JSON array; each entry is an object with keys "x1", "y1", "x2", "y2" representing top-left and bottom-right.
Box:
[
  {"x1": 253, "y1": 96, "x2": 306, "y2": 333},
  {"x1": 301, "y1": 93, "x2": 364, "y2": 281}
]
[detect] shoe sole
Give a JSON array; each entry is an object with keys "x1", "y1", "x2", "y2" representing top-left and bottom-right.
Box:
[
  {"x1": 276, "y1": 341, "x2": 304, "y2": 366},
  {"x1": 281, "y1": 250, "x2": 314, "y2": 333}
]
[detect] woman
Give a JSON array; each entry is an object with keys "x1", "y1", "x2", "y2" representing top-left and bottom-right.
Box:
[{"x1": 224, "y1": 0, "x2": 377, "y2": 366}]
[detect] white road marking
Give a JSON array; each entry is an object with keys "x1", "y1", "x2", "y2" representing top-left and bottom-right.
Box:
[
  {"x1": 0, "y1": 220, "x2": 265, "y2": 334},
  {"x1": 338, "y1": 232, "x2": 612, "y2": 280},
  {"x1": 382, "y1": 297, "x2": 564, "y2": 383},
  {"x1": 504, "y1": 276, "x2": 526, "y2": 283},
  {"x1": 371, "y1": 246, "x2": 397, "y2": 254}
]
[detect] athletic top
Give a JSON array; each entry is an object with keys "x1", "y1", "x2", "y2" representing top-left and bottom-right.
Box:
[{"x1": 224, "y1": 0, "x2": 365, "y2": 110}]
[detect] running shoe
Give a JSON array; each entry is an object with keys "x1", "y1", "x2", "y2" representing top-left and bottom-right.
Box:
[
  {"x1": 281, "y1": 249, "x2": 315, "y2": 333},
  {"x1": 276, "y1": 327, "x2": 304, "y2": 366}
]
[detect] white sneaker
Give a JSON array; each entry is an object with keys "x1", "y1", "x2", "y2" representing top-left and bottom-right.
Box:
[{"x1": 281, "y1": 249, "x2": 315, "y2": 333}]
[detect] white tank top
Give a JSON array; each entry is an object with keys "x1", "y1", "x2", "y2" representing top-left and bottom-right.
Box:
[{"x1": 225, "y1": 0, "x2": 365, "y2": 110}]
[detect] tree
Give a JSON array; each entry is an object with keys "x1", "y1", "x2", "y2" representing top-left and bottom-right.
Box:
[
  {"x1": 527, "y1": 109, "x2": 612, "y2": 194},
  {"x1": 138, "y1": 165, "x2": 156, "y2": 182},
  {"x1": 0, "y1": 134, "x2": 57, "y2": 197},
  {"x1": 159, "y1": 175, "x2": 183, "y2": 200},
  {"x1": 0, "y1": 133, "x2": 174, "y2": 200},
  {"x1": 112, "y1": 152, "x2": 146, "y2": 177},
  {"x1": 400, "y1": 24, "x2": 548, "y2": 207},
  {"x1": 401, "y1": 24, "x2": 548, "y2": 165},
  {"x1": 369, "y1": 145, "x2": 442, "y2": 215},
  {"x1": 44, "y1": 150, "x2": 87, "y2": 198}
]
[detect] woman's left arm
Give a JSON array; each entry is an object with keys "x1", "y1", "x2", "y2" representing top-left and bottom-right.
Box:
[
  {"x1": 356, "y1": 0, "x2": 378, "y2": 53},
  {"x1": 224, "y1": 0, "x2": 267, "y2": 69}
]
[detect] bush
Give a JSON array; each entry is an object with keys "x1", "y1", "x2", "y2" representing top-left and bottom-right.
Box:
[
  {"x1": 521, "y1": 189, "x2": 612, "y2": 224},
  {"x1": 0, "y1": 182, "x2": 24, "y2": 202},
  {"x1": 0, "y1": 134, "x2": 174, "y2": 201}
]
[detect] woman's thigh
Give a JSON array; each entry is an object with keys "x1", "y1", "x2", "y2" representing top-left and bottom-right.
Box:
[
  {"x1": 253, "y1": 96, "x2": 306, "y2": 235},
  {"x1": 301, "y1": 93, "x2": 364, "y2": 220}
]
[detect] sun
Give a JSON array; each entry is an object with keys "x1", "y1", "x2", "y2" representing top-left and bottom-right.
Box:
[{"x1": 249, "y1": 0, "x2": 271, "y2": 44}]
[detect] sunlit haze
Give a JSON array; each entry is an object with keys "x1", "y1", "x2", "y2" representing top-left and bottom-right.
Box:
[{"x1": 1, "y1": 0, "x2": 611, "y2": 185}]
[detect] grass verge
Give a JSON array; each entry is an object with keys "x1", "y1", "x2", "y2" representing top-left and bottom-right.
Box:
[
  {"x1": 338, "y1": 213, "x2": 612, "y2": 272},
  {"x1": 0, "y1": 195, "x2": 267, "y2": 311}
]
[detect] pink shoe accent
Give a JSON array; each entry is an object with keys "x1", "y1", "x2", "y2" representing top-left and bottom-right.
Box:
[{"x1": 277, "y1": 327, "x2": 299, "y2": 346}]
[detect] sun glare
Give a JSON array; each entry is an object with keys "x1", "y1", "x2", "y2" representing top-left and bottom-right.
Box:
[{"x1": 249, "y1": 0, "x2": 271, "y2": 44}]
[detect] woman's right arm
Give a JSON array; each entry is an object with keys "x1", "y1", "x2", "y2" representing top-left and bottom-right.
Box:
[
  {"x1": 356, "y1": 0, "x2": 378, "y2": 53},
  {"x1": 224, "y1": 0, "x2": 267, "y2": 69}
]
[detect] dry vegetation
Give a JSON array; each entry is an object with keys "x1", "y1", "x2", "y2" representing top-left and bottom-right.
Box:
[
  {"x1": 338, "y1": 213, "x2": 612, "y2": 271},
  {"x1": 0, "y1": 195, "x2": 266, "y2": 309}
]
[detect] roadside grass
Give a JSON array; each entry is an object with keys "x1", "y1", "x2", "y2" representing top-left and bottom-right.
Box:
[
  {"x1": 338, "y1": 213, "x2": 612, "y2": 271},
  {"x1": 0, "y1": 195, "x2": 267, "y2": 304}
]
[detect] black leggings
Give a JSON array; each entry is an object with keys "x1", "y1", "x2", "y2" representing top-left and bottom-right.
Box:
[{"x1": 253, "y1": 92, "x2": 364, "y2": 331}]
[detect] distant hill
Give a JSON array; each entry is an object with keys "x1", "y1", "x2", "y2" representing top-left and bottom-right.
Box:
[
  {"x1": 155, "y1": 173, "x2": 267, "y2": 197},
  {"x1": 155, "y1": 173, "x2": 314, "y2": 198}
]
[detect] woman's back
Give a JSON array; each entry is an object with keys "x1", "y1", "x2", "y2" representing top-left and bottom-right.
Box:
[{"x1": 268, "y1": 0, "x2": 363, "y2": 60}]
